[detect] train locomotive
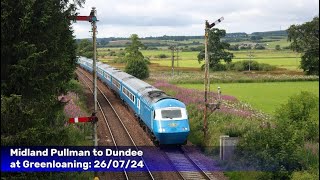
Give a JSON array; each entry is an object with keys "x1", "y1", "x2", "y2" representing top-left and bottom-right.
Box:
[{"x1": 77, "y1": 57, "x2": 190, "y2": 145}]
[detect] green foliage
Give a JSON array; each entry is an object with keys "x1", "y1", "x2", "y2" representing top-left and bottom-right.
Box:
[
  {"x1": 155, "y1": 54, "x2": 169, "y2": 58},
  {"x1": 124, "y1": 34, "x2": 145, "y2": 62},
  {"x1": 275, "y1": 44, "x2": 281, "y2": 50},
  {"x1": 77, "y1": 39, "x2": 93, "y2": 58},
  {"x1": 112, "y1": 50, "x2": 126, "y2": 63},
  {"x1": 254, "y1": 44, "x2": 266, "y2": 50},
  {"x1": 125, "y1": 58, "x2": 150, "y2": 79},
  {"x1": 1, "y1": 94, "x2": 88, "y2": 146},
  {"x1": 228, "y1": 44, "x2": 240, "y2": 51},
  {"x1": 250, "y1": 35, "x2": 263, "y2": 41},
  {"x1": 226, "y1": 60, "x2": 276, "y2": 71},
  {"x1": 275, "y1": 91, "x2": 319, "y2": 141},
  {"x1": 199, "y1": 60, "x2": 276, "y2": 72},
  {"x1": 197, "y1": 28, "x2": 234, "y2": 68},
  {"x1": 287, "y1": 16, "x2": 319, "y2": 75},
  {"x1": 124, "y1": 34, "x2": 150, "y2": 79},
  {"x1": 291, "y1": 171, "x2": 319, "y2": 180},
  {"x1": 186, "y1": 105, "x2": 256, "y2": 147},
  {"x1": 1, "y1": 0, "x2": 79, "y2": 98},
  {"x1": 236, "y1": 92, "x2": 319, "y2": 178},
  {"x1": 1, "y1": 0, "x2": 87, "y2": 148}
]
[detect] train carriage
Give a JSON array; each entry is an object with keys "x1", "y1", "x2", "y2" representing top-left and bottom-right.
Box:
[{"x1": 77, "y1": 57, "x2": 190, "y2": 145}]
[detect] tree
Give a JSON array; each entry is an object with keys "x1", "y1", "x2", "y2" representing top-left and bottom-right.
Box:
[
  {"x1": 124, "y1": 34, "x2": 145, "y2": 62},
  {"x1": 77, "y1": 39, "x2": 93, "y2": 58},
  {"x1": 250, "y1": 35, "x2": 263, "y2": 41},
  {"x1": 287, "y1": 16, "x2": 319, "y2": 75},
  {"x1": 197, "y1": 28, "x2": 234, "y2": 70},
  {"x1": 1, "y1": 0, "x2": 84, "y2": 146},
  {"x1": 275, "y1": 44, "x2": 281, "y2": 50},
  {"x1": 125, "y1": 59, "x2": 149, "y2": 79},
  {"x1": 124, "y1": 34, "x2": 149, "y2": 79}
]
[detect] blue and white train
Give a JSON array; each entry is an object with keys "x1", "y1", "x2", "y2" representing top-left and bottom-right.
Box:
[{"x1": 77, "y1": 57, "x2": 190, "y2": 145}]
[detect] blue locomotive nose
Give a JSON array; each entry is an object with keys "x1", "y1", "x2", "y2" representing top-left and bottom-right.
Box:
[
  {"x1": 153, "y1": 99, "x2": 190, "y2": 144},
  {"x1": 154, "y1": 119, "x2": 190, "y2": 144}
]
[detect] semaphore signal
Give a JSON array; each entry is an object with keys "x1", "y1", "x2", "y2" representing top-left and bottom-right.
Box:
[{"x1": 203, "y1": 16, "x2": 224, "y2": 141}]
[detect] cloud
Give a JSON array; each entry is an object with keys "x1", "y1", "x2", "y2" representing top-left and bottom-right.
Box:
[{"x1": 72, "y1": 0, "x2": 319, "y2": 38}]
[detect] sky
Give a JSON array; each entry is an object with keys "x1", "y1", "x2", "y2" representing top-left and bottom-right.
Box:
[{"x1": 72, "y1": 0, "x2": 319, "y2": 39}]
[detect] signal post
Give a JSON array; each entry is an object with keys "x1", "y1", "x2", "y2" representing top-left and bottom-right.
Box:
[
  {"x1": 73, "y1": 7, "x2": 99, "y2": 180},
  {"x1": 203, "y1": 17, "x2": 224, "y2": 141}
]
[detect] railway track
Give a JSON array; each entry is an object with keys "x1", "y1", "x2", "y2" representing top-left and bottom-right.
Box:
[
  {"x1": 76, "y1": 67, "x2": 223, "y2": 180},
  {"x1": 163, "y1": 147, "x2": 217, "y2": 180},
  {"x1": 76, "y1": 68, "x2": 155, "y2": 180}
]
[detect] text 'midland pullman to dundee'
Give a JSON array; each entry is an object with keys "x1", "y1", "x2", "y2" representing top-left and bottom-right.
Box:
[
  {"x1": 10, "y1": 148, "x2": 143, "y2": 157},
  {"x1": 10, "y1": 148, "x2": 91, "y2": 157}
]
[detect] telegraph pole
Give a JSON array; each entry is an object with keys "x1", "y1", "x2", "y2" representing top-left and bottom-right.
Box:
[
  {"x1": 170, "y1": 45, "x2": 175, "y2": 76},
  {"x1": 176, "y1": 47, "x2": 179, "y2": 75},
  {"x1": 203, "y1": 17, "x2": 224, "y2": 140},
  {"x1": 91, "y1": 7, "x2": 98, "y2": 148},
  {"x1": 248, "y1": 50, "x2": 253, "y2": 71}
]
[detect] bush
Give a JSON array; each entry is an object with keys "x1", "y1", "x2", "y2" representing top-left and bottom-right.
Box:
[
  {"x1": 212, "y1": 63, "x2": 227, "y2": 71},
  {"x1": 125, "y1": 59, "x2": 149, "y2": 79},
  {"x1": 107, "y1": 51, "x2": 116, "y2": 56},
  {"x1": 228, "y1": 60, "x2": 276, "y2": 71},
  {"x1": 155, "y1": 54, "x2": 169, "y2": 58},
  {"x1": 258, "y1": 63, "x2": 276, "y2": 71},
  {"x1": 275, "y1": 91, "x2": 319, "y2": 141},
  {"x1": 254, "y1": 44, "x2": 266, "y2": 50},
  {"x1": 236, "y1": 92, "x2": 319, "y2": 178}
]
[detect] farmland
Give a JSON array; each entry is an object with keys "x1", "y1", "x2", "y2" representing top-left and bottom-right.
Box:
[
  {"x1": 97, "y1": 36, "x2": 318, "y2": 114},
  {"x1": 179, "y1": 81, "x2": 319, "y2": 114},
  {"x1": 100, "y1": 48, "x2": 301, "y2": 70}
]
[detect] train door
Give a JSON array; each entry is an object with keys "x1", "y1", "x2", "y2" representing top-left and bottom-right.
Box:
[{"x1": 137, "y1": 99, "x2": 140, "y2": 114}]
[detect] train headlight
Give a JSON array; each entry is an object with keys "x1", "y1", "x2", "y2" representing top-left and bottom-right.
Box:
[
  {"x1": 182, "y1": 127, "x2": 188, "y2": 131},
  {"x1": 158, "y1": 128, "x2": 165, "y2": 133}
]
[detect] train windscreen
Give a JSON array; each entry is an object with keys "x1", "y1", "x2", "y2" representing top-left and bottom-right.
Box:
[{"x1": 161, "y1": 109, "x2": 182, "y2": 119}]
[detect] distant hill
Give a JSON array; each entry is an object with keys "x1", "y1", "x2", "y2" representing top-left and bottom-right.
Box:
[
  {"x1": 77, "y1": 30, "x2": 287, "y2": 42},
  {"x1": 251, "y1": 30, "x2": 288, "y2": 37},
  {"x1": 76, "y1": 30, "x2": 288, "y2": 47}
]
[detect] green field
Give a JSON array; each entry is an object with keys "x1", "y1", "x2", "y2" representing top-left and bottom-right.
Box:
[
  {"x1": 140, "y1": 49, "x2": 302, "y2": 70},
  {"x1": 179, "y1": 81, "x2": 319, "y2": 114},
  {"x1": 99, "y1": 41, "x2": 302, "y2": 70}
]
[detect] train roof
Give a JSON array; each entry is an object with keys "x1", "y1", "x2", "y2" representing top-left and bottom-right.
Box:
[
  {"x1": 99, "y1": 63, "x2": 111, "y2": 69},
  {"x1": 105, "y1": 67, "x2": 121, "y2": 74},
  {"x1": 123, "y1": 78, "x2": 173, "y2": 104},
  {"x1": 79, "y1": 56, "x2": 175, "y2": 105}
]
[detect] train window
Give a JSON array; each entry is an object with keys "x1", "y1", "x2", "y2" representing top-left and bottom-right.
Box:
[
  {"x1": 122, "y1": 86, "x2": 135, "y2": 103},
  {"x1": 104, "y1": 73, "x2": 111, "y2": 81},
  {"x1": 97, "y1": 68, "x2": 103, "y2": 75},
  {"x1": 112, "y1": 79, "x2": 121, "y2": 90},
  {"x1": 161, "y1": 109, "x2": 182, "y2": 119}
]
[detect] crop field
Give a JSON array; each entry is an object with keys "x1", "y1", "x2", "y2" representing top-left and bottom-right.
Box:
[
  {"x1": 179, "y1": 81, "x2": 319, "y2": 114},
  {"x1": 140, "y1": 49, "x2": 302, "y2": 70},
  {"x1": 149, "y1": 57, "x2": 300, "y2": 70}
]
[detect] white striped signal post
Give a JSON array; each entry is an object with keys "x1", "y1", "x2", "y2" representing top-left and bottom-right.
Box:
[
  {"x1": 203, "y1": 17, "x2": 224, "y2": 141},
  {"x1": 73, "y1": 7, "x2": 99, "y2": 180},
  {"x1": 73, "y1": 7, "x2": 99, "y2": 147}
]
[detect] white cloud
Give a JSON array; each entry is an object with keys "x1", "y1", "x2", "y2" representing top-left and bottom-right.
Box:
[{"x1": 72, "y1": 0, "x2": 319, "y2": 38}]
